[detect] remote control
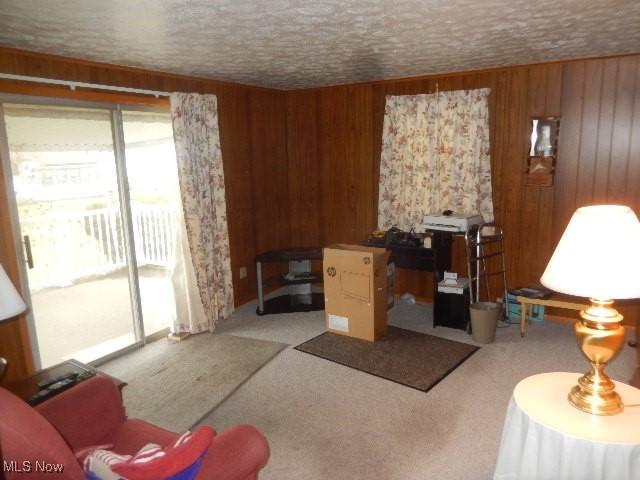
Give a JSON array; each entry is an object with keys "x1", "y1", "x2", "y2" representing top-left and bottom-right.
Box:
[
  {"x1": 29, "y1": 378, "x2": 76, "y2": 405},
  {"x1": 37, "y1": 372, "x2": 79, "y2": 390},
  {"x1": 77, "y1": 370, "x2": 96, "y2": 382},
  {"x1": 28, "y1": 371, "x2": 96, "y2": 405}
]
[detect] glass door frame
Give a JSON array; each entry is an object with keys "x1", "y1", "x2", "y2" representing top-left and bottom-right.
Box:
[{"x1": 0, "y1": 93, "x2": 169, "y2": 369}]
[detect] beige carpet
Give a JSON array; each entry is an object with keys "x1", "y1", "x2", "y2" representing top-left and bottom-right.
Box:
[
  {"x1": 198, "y1": 299, "x2": 636, "y2": 480},
  {"x1": 100, "y1": 333, "x2": 286, "y2": 432}
]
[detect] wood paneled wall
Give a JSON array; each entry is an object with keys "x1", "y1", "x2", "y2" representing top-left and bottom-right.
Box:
[
  {"x1": 1, "y1": 47, "x2": 638, "y2": 381},
  {"x1": 286, "y1": 55, "x2": 640, "y2": 324},
  {"x1": 0, "y1": 48, "x2": 289, "y2": 381}
]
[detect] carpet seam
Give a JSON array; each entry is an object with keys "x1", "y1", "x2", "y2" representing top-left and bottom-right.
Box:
[{"x1": 189, "y1": 342, "x2": 288, "y2": 428}]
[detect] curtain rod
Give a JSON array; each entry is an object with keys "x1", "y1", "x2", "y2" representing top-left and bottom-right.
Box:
[{"x1": 0, "y1": 73, "x2": 170, "y2": 98}]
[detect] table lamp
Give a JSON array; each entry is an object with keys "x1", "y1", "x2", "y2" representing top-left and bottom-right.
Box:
[
  {"x1": 540, "y1": 205, "x2": 640, "y2": 415},
  {"x1": 0, "y1": 264, "x2": 27, "y2": 379}
]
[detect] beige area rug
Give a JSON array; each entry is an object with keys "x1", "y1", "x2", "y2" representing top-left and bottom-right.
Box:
[{"x1": 100, "y1": 333, "x2": 286, "y2": 432}]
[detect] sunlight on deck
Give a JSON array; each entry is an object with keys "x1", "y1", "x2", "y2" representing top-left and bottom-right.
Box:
[{"x1": 32, "y1": 267, "x2": 174, "y2": 367}]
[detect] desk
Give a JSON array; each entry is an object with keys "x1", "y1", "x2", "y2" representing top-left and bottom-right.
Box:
[
  {"x1": 494, "y1": 372, "x2": 640, "y2": 480},
  {"x1": 366, "y1": 232, "x2": 456, "y2": 327},
  {"x1": 516, "y1": 295, "x2": 588, "y2": 337},
  {"x1": 365, "y1": 231, "x2": 453, "y2": 278}
]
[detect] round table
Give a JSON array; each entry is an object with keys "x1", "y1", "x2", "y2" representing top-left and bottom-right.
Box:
[{"x1": 494, "y1": 372, "x2": 640, "y2": 480}]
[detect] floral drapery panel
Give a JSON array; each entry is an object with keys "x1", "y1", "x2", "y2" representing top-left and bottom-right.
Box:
[
  {"x1": 170, "y1": 93, "x2": 234, "y2": 333},
  {"x1": 377, "y1": 88, "x2": 494, "y2": 231}
]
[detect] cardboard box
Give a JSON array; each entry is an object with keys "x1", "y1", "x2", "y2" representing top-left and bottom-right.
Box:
[{"x1": 323, "y1": 244, "x2": 390, "y2": 341}]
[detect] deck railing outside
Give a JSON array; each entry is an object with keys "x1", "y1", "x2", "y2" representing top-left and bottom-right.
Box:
[{"x1": 21, "y1": 203, "x2": 177, "y2": 291}]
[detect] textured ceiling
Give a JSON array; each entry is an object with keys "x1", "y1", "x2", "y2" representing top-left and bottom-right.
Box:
[{"x1": 0, "y1": 0, "x2": 638, "y2": 89}]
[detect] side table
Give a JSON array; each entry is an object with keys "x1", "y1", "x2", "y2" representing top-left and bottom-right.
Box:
[
  {"x1": 4, "y1": 358, "x2": 126, "y2": 405},
  {"x1": 494, "y1": 372, "x2": 640, "y2": 479}
]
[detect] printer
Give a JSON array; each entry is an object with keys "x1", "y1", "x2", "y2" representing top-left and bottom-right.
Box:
[{"x1": 422, "y1": 212, "x2": 483, "y2": 232}]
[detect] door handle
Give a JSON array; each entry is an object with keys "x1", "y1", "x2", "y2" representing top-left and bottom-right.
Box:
[{"x1": 23, "y1": 235, "x2": 34, "y2": 269}]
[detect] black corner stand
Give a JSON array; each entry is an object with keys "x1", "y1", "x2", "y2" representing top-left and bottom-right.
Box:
[{"x1": 255, "y1": 247, "x2": 324, "y2": 316}]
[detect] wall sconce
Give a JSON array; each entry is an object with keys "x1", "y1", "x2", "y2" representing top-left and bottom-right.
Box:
[{"x1": 526, "y1": 117, "x2": 560, "y2": 187}]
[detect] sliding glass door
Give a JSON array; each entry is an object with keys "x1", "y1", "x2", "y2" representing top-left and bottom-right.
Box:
[
  {"x1": 1, "y1": 100, "x2": 180, "y2": 368},
  {"x1": 122, "y1": 111, "x2": 181, "y2": 338}
]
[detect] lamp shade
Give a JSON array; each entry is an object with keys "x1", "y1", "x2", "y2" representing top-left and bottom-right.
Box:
[
  {"x1": 541, "y1": 205, "x2": 640, "y2": 300},
  {"x1": 0, "y1": 264, "x2": 26, "y2": 321}
]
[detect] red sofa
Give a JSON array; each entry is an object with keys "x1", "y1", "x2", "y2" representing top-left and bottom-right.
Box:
[{"x1": 0, "y1": 375, "x2": 269, "y2": 479}]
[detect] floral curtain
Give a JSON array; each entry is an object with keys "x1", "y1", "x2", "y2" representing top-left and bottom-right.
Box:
[
  {"x1": 378, "y1": 88, "x2": 494, "y2": 231},
  {"x1": 170, "y1": 93, "x2": 234, "y2": 333}
]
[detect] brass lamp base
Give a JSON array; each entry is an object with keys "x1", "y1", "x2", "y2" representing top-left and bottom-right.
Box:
[
  {"x1": 569, "y1": 299, "x2": 626, "y2": 415},
  {"x1": 569, "y1": 367, "x2": 623, "y2": 415}
]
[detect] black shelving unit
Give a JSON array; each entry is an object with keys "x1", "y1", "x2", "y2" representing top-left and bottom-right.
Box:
[
  {"x1": 272, "y1": 272, "x2": 323, "y2": 287},
  {"x1": 256, "y1": 247, "x2": 324, "y2": 315}
]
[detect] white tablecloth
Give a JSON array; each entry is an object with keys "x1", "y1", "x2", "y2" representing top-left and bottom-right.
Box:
[{"x1": 494, "y1": 372, "x2": 640, "y2": 480}]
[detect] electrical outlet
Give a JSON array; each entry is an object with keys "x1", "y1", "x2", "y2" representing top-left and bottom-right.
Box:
[{"x1": 239, "y1": 266, "x2": 247, "y2": 279}]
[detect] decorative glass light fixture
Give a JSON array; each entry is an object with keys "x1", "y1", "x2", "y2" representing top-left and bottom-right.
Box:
[{"x1": 527, "y1": 116, "x2": 560, "y2": 186}]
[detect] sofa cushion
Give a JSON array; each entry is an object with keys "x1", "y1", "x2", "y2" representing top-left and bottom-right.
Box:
[{"x1": 0, "y1": 386, "x2": 85, "y2": 480}]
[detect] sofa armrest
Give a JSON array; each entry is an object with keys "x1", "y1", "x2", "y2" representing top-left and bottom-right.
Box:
[
  {"x1": 197, "y1": 424, "x2": 270, "y2": 480},
  {"x1": 36, "y1": 375, "x2": 127, "y2": 450}
]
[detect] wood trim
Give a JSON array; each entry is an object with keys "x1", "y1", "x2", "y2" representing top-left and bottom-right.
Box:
[
  {"x1": 633, "y1": 324, "x2": 640, "y2": 388},
  {"x1": 2, "y1": 47, "x2": 638, "y2": 94},
  {"x1": 0, "y1": 47, "x2": 280, "y2": 93},
  {"x1": 290, "y1": 52, "x2": 640, "y2": 92},
  {"x1": 0, "y1": 155, "x2": 34, "y2": 382},
  {"x1": 0, "y1": 79, "x2": 169, "y2": 107}
]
